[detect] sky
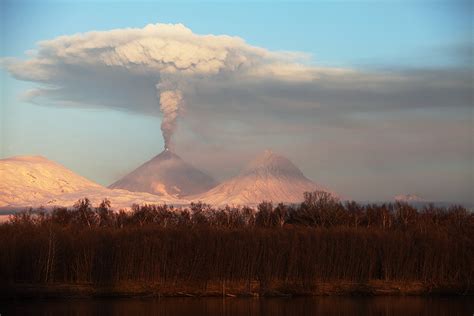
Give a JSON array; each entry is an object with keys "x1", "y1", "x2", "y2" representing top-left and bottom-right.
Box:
[{"x1": 1, "y1": 0, "x2": 472, "y2": 203}]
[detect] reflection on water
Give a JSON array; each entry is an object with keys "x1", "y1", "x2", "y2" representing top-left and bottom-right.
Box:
[{"x1": 2, "y1": 297, "x2": 473, "y2": 316}]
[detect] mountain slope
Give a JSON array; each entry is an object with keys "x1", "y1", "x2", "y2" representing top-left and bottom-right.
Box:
[
  {"x1": 0, "y1": 155, "x2": 184, "y2": 209},
  {"x1": 109, "y1": 150, "x2": 217, "y2": 198},
  {"x1": 0, "y1": 155, "x2": 103, "y2": 207},
  {"x1": 191, "y1": 150, "x2": 338, "y2": 205}
]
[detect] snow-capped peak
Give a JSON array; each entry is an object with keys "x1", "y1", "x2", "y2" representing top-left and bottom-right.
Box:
[
  {"x1": 190, "y1": 150, "x2": 338, "y2": 206},
  {"x1": 0, "y1": 155, "x2": 102, "y2": 207},
  {"x1": 394, "y1": 194, "x2": 426, "y2": 202},
  {"x1": 241, "y1": 149, "x2": 305, "y2": 178},
  {"x1": 109, "y1": 150, "x2": 217, "y2": 198}
]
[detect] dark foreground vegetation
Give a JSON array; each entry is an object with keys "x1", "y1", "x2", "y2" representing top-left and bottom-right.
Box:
[{"x1": 1, "y1": 192, "x2": 473, "y2": 298}]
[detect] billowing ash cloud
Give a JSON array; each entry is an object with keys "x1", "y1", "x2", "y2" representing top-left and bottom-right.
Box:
[{"x1": 3, "y1": 23, "x2": 329, "y2": 149}]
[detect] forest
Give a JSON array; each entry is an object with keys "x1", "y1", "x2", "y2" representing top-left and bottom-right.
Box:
[{"x1": 1, "y1": 192, "x2": 473, "y2": 297}]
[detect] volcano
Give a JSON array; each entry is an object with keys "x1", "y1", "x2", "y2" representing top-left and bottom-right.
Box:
[
  {"x1": 109, "y1": 150, "x2": 217, "y2": 198},
  {"x1": 190, "y1": 150, "x2": 338, "y2": 205}
]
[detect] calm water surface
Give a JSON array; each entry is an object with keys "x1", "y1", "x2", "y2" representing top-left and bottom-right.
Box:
[{"x1": 2, "y1": 297, "x2": 473, "y2": 315}]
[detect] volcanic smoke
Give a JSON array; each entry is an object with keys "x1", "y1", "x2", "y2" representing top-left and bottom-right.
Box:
[{"x1": 157, "y1": 85, "x2": 183, "y2": 151}]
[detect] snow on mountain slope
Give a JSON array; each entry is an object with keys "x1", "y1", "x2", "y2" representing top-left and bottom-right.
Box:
[
  {"x1": 0, "y1": 155, "x2": 102, "y2": 207},
  {"x1": 0, "y1": 152, "x2": 337, "y2": 209},
  {"x1": 0, "y1": 155, "x2": 185, "y2": 209},
  {"x1": 394, "y1": 194, "x2": 426, "y2": 202},
  {"x1": 109, "y1": 149, "x2": 217, "y2": 198},
  {"x1": 190, "y1": 150, "x2": 338, "y2": 206},
  {"x1": 8, "y1": 187, "x2": 187, "y2": 210}
]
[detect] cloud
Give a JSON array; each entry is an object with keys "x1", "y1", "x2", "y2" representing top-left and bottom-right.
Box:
[
  {"x1": 2, "y1": 22, "x2": 472, "y2": 202},
  {"x1": 5, "y1": 22, "x2": 469, "y2": 119},
  {"x1": 4, "y1": 23, "x2": 320, "y2": 81}
]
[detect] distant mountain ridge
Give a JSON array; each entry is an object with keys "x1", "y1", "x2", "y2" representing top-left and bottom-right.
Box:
[
  {"x1": 1, "y1": 151, "x2": 339, "y2": 209},
  {"x1": 3, "y1": 154, "x2": 471, "y2": 211},
  {"x1": 394, "y1": 194, "x2": 426, "y2": 202}
]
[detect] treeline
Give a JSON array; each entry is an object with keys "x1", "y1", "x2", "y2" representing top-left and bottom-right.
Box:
[{"x1": 0, "y1": 192, "x2": 472, "y2": 293}]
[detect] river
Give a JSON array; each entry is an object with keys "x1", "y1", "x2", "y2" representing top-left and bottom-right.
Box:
[{"x1": 2, "y1": 296, "x2": 473, "y2": 315}]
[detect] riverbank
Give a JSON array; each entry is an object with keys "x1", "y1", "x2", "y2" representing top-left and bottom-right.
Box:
[{"x1": 2, "y1": 280, "x2": 472, "y2": 299}]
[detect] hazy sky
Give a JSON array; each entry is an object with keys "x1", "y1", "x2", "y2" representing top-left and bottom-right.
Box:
[{"x1": 1, "y1": 0, "x2": 472, "y2": 203}]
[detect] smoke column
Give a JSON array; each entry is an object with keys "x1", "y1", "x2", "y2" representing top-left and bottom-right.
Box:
[{"x1": 157, "y1": 86, "x2": 183, "y2": 151}]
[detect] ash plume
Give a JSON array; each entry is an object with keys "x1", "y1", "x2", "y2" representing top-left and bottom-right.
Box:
[
  {"x1": 1, "y1": 23, "x2": 321, "y2": 151},
  {"x1": 157, "y1": 86, "x2": 183, "y2": 151}
]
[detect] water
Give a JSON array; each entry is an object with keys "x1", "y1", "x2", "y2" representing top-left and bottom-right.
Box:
[{"x1": 2, "y1": 297, "x2": 473, "y2": 315}]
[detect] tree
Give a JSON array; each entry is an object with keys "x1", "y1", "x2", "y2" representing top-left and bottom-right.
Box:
[
  {"x1": 73, "y1": 198, "x2": 96, "y2": 228},
  {"x1": 256, "y1": 201, "x2": 273, "y2": 227}
]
